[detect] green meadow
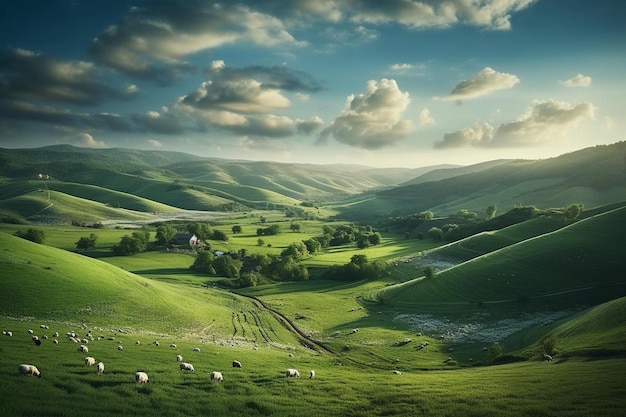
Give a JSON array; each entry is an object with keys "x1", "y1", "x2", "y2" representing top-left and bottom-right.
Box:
[{"x1": 1, "y1": 144, "x2": 626, "y2": 416}]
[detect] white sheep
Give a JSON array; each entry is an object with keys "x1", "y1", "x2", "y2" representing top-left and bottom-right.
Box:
[
  {"x1": 309, "y1": 370, "x2": 315, "y2": 379},
  {"x1": 135, "y1": 341, "x2": 141, "y2": 345},
  {"x1": 118, "y1": 345, "x2": 124, "y2": 351},
  {"x1": 4, "y1": 331, "x2": 12, "y2": 337},
  {"x1": 393, "y1": 370, "x2": 402, "y2": 375},
  {"x1": 78, "y1": 345, "x2": 89, "y2": 353},
  {"x1": 176, "y1": 355, "x2": 183, "y2": 362},
  {"x1": 18, "y1": 364, "x2": 41, "y2": 378},
  {"x1": 180, "y1": 362, "x2": 195, "y2": 371},
  {"x1": 232, "y1": 360, "x2": 242, "y2": 368},
  {"x1": 210, "y1": 371, "x2": 223, "y2": 383},
  {"x1": 85, "y1": 357, "x2": 96, "y2": 367},
  {"x1": 285, "y1": 368, "x2": 300, "y2": 378},
  {"x1": 53, "y1": 332, "x2": 59, "y2": 338},
  {"x1": 544, "y1": 354, "x2": 553, "y2": 362},
  {"x1": 170, "y1": 343, "x2": 177, "y2": 348},
  {"x1": 135, "y1": 371, "x2": 149, "y2": 383},
  {"x1": 97, "y1": 362, "x2": 104, "y2": 374},
  {"x1": 192, "y1": 347, "x2": 200, "y2": 352}
]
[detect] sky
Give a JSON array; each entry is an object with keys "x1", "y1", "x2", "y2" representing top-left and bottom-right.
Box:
[{"x1": 0, "y1": 0, "x2": 624, "y2": 168}]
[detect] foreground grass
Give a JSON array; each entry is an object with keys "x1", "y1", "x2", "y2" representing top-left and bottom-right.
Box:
[{"x1": 1, "y1": 318, "x2": 624, "y2": 417}]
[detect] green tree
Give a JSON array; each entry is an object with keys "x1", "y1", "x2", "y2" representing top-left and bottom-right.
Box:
[
  {"x1": 155, "y1": 224, "x2": 177, "y2": 245},
  {"x1": 281, "y1": 242, "x2": 309, "y2": 261},
  {"x1": 350, "y1": 254, "x2": 368, "y2": 267},
  {"x1": 423, "y1": 265, "x2": 436, "y2": 279},
  {"x1": 302, "y1": 238, "x2": 322, "y2": 255},
  {"x1": 76, "y1": 233, "x2": 98, "y2": 251},
  {"x1": 367, "y1": 232, "x2": 382, "y2": 245},
  {"x1": 113, "y1": 236, "x2": 142, "y2": 255},
  {"x1": 14, "y1": 228, "x2": 45, "y2": 244},
  {"x1": 489, "y1": 342, "x2": 503, "y2": 362},
  {"x1": 419, "y1": 210, "x2": 434, "y2": 220},
  {"x1": 187, "y1": 223, "x2": 213, "y2": 240},
  {"x1": 211, "y1": 229, "x2": 228, "y2": 242},
  {"x1": 427, "y1": 227, "x2": 444, "y2": 241},
  {"x1": 565, "y1": 203, "x2": 583, "y2": 220},
  {"x1": 290, "y1": 222, "x2": 301, "y2": 232},
  {"x1": 257, "y1": 238, "x2": 265, "y2": 246},
  {"x1": 213, "y1": 255, "x2": 243, "y2": 278},
  {"x1": 190, "y1": 250, "x2": 216, "y2": 274},
  {"x1": 231, "y1": 225, "x2": 242, "y2": 234},
  {"x1": 486, "y1": 204, "x2": 497, "y2": 219}
]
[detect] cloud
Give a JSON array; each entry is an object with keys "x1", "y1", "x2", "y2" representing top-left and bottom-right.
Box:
[
  {"x1": 561, "y1": 73, "x2": 592, "y2": 87},
  {"x1": 205, "y1": 63, "x2": 323, "y2": 92},
  {"x1": 441, "y1": 67, "x2": 520, "y2": 101},
  {"x1": 434, "y1": 99, "x2": 595, "y2": 149},
  {"x1": 72, "y1": 132, "x2": 107, "y2": 148},
  {"x1": 418, "y1": 107, "x2": 435, "y2": 125},
  {"x1": 131, "y1": 109, "x2": 184, "y2": 134},
  {"x1": 296, "y1": 116, "x2": 324, "y2": 134},
  {"x1": 147, "y1": 139, "x2": 163, "y2": 148},
  {"x1": 0, "y1": 48, "x2": 136, "y2": 105},
  {"x1": 319, "y1": 78, "x2": 414, "y2": 149},
  {"x1": 89, "y1": 1, "x2": 304, "y2": 84}
]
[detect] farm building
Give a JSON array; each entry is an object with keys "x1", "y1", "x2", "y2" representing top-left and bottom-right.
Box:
[{"x1": 170, "y1": 233, "x2": 199, "y2": 247}]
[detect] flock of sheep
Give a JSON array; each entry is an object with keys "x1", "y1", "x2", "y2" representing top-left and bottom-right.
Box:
[{"x1": 9, "y1": 324, "x2": 315, "y2": 385}]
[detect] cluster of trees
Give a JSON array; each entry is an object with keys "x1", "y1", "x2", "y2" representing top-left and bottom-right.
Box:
[
  {"x1": 324, "y1": 254, "x2": 388, "y2": 281},
  {"x1": 14, "y1": 228, "x2": 45, "y2": 244},
  {"x1": 112, "y1": 230, "x2": 150, "y2": 256},
  {"x1": 316, "y1": 224, "x2": 382, "y2": 249},
  {"x1": 257, "y1": 224, "x2": 280, "y2": 236},
  {"x1": 75, "y1": 233, "x2": 98, "y2": 251}
]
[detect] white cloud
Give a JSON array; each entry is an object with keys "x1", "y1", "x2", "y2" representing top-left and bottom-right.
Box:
[
  {"x1": 389, "y1": 63, "x2": 415, "y2": 73},
  {"x1": 73, "y1": 132, "x2": 107, "y2": 148},
  {"x1": 319, "y1": 78, "x2": 414, "y2": 149},
  {"x1": 434, "y1": 99, "x2": 595, "y2": 148},
  {"x1": 561, "y1": 73, "x2": 592, "y2": 87},
  {"x1": 296, "y1": 116, "x2": 324, "y2": 134},
  {"x1": 147, "y1": 139, "x2": 163, "y2": 147},
  {"x1": 442, "y1": 67, "x2": 520, "y2": 101},
  {"x1": 418, "y1": 107, "x2": 435, "y2": 125}
]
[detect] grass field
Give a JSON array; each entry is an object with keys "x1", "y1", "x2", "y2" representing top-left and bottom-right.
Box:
[{"x1": 1, "y1": 199, "x2": 626, "y2": 416}]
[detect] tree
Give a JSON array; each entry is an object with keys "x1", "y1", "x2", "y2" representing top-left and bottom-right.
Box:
[
  {"x1": 112, "y1": 230, "x2": 150, "y2": 256},
  {"x1": 213, "y1": 255, "x2": 242, "y2": 278},
  {"x1": 281, "y1": 242, "x2": 309, "y2": 261},
  {"x1": 427, "y1": 227, "x2": 444, "y2": 241},
  {"x1": 565, "y1": 203, "x2": 583, "y2": 220},
  {"x1": 302, "y1": 238, "x2": 322, "y2": 255},
  {"x1": 76, "y1": 234, "x2": 98, "y2": 251},
  {"x1": 350, "y1": 254, "x2": 368, "y2": 267},
  {"x1": 187, "y1": 222, "x2": 212, "y2": 240},
  {"x1": 257, "y1": 238, "x2": 265, "y2": 246},
  {"x1": 486, "y1": 204, "x2": 497, "y2": 219},
  {"x1": 231, "y1": 225, "x2": 242, "y2": 234},
  {"x1": 14, "y1": 228, "x2": 45, "y2": 244},
  {"x1": 289, "y1": 222, "x2": 301, "y2": 232},
  {"x1": 211, "y1": 229, "x2": 228, "y2": 242},
  {"x1": 423, "y1": 265, "x2": 436, "y2": 279},
  {"x1": 190, "y1": 250, "x2": 215, "y2": 274},
  {"x1": 488, "y1": 342, "x2": 503, "y2": 362},
  {"x1": 367, "y1": 232, "x2": 382, "y2": 245},
  {"x1": 155, "y1": 224, "x2": 177, "y2": 245},
  {"x1": 419, "y1": 211, "x2": 434, "y2": 220}
]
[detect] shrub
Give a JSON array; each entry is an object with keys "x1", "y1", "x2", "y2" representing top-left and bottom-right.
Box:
[{"x1": 14, "y1": 228, "x2": 45, "y2": 244}]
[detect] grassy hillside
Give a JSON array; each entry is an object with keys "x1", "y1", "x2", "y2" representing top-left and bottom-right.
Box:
[
  {"x1": 0, "y1": 232, "x2": 298, "y2": 346},
  {"x1": 377, "y1": 205, "x2": 626, "y2": 311},
  {"x1": 363, "y1": 141, "x2": 626, "y2": 217}
]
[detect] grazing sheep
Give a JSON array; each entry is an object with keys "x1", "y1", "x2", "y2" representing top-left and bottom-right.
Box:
[
  {"x1": 192, "y1": 347, "x2": 200, "y2": 352},
  {"x1": 34, "y1": 339, "x2": 42, "y2": 346},
  {"x1": 18, "y1": 364, "x2": 41, "y2": 378},
  {"x1": 285, "y1": 368, "x2": 300, "y2": 378},
  {"x1": 5, "y1": 331, "x2": 12, "y2": 337},
  {"x1": 309, "y1": 370, "x2": 315, "y2": 379},
  {"x1": 53, "y1": 332, "x2": 59, "y2": 338},
  {"x1": 118, "y1": 345, "x2": 124, "y2": 351},
  {"x1": 28, "y1": 329, "x2": 34, "y2": 334},
  {"x1": 170, "y1": 343, "x2": 177, "y2": 348},
  {"x1": 135, "y1": 341, "x2": 141, "y2": 345},
  {"x1": 97, "y1": 362, "x2": 104, "y2": 374},
  {"x1": 32, "y1": 335, "x2": 39, "y2": 341},
  {"x1": 210, "y1": 371, "x2": 223, "y2": 383},
  {"x1": 180, "y1": 362, "x2": 195, "y2": 372},
  {"x1": 135, "y1": 371, "x2": 149, "y2": 384},
  {"x1": 85, "y1": 357, "x2": 96, "y2": 367},
  {"x1": 232, "y1": 360, "x2": 242, "y2": 368},
  {"x1": 288, "y1": 353, "x2": 294, "y2": 358},
  {"x1": 176, "y1": 355, "x2": 183, "y2": 362},
  {"x1": 78, "y1": 345, "x2": 89, "y2": 353},
  {"x1": 53, "y1": 339, "x2": 58, "y2": 344},
  {"x1": 393, "y1": 370, "x2": 402, "y2": 375},
  {"x1": 154, "y1": 341, "x2": 160, "y2": 347},
  {"x1": 544, "y1": 354, "x2": 553, "y2": 362}
]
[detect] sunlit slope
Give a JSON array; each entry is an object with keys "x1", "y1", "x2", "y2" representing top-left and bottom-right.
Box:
[
  {"x1": 548, "y1": 296, "x2": 626, "y2": 355},
  {"x1": 1, "y1": 190, "x2": 154, "y2": 223},
  {"x1": 0, "y1": 233, "x2": 297, "y2": 344},
  {"x1": 379, "y1": 206, "x2": 626, "y2": 308}
]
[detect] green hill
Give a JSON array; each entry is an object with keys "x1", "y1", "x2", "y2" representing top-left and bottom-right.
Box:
[
  {"x1": 378, "y1": 205, "x2": 626, "y2": 311},
  {"x1": 0, "y1": 232, "x2": 297, "y2": 344}
]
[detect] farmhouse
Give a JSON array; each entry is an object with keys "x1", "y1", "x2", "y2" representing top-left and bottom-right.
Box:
[{"x1": 170, "y1": 233, "x2": 198, "y2": 247}]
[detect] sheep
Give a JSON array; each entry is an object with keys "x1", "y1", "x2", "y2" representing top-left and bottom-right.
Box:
[
  {"x1": 18, "y1": 364, "x2": 41, "y2": 378},
  {"x1": 135, "y1": 371, "x2": 149, "y2": 384},
  {"x1": 34, "y1": 339, "x2": 42, "y2": 346},
  {"x1": 170, "y1": 343, "x2": 177, "y2": 348},
  {"x1": 85, "y1": 357, "x2": 96, "y2": 367},
  {"x1": 5, "y1": 331, "x2": 12, "y2": 337},
  {"x1": 210, "y1": 371, "x2": 223, "y2": 383},
  {"x1": 393, "y1": 370, "x2": 402, "y2": 375},
  {"x1": 28, "y1": 329, "x2": 34, "y2": 334},
  {"x1": 285, "y1": 368, "x2": 300, "y2": 378},
  {"x1": 53, "y1": 339, "x2": 58, "y2": 344},
  {"x1": 309, "y1": 370, "x2": 315, "y2": 379},
  {"x1": 180, "y1": 362, "x2": 195, "y2": 372},
  {"x1": 78, "y1": 345, "x2": 89, "y2": 353},
  {"x1": 192, "y1": 347, "x2": 200, "y2": 352},
  {"x1": 544, "y1": 354, "x2": 553, "y2": 362},
  {"x1": 97, "y1": 362, "x2": 104, "y2": 374},
  {"x1": 53, "y1": 332, "x2": 59, "y2": 338},
  {"x1": 118, "y1": 345, "x2": 124, "y2": 351},
  {"x1": 176, "y1": 355, "x2": 183, "y2": 362},
  {"x1": 32, "y1": 335, "x2": 39, "y2": 341},
  {"x1": 232, "y1": 360, "x2": 242, "y2": 368},
  {"x1": 154, "y1": 341, "x2": 160, "y2": 347},
  {"x1": 135, "y1": 341, "x2": 141, "y2": 346}
]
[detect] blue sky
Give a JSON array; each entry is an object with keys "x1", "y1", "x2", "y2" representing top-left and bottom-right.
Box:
[{"x1": 0, "y1": 0, "x2": 624, "y2": 168}]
